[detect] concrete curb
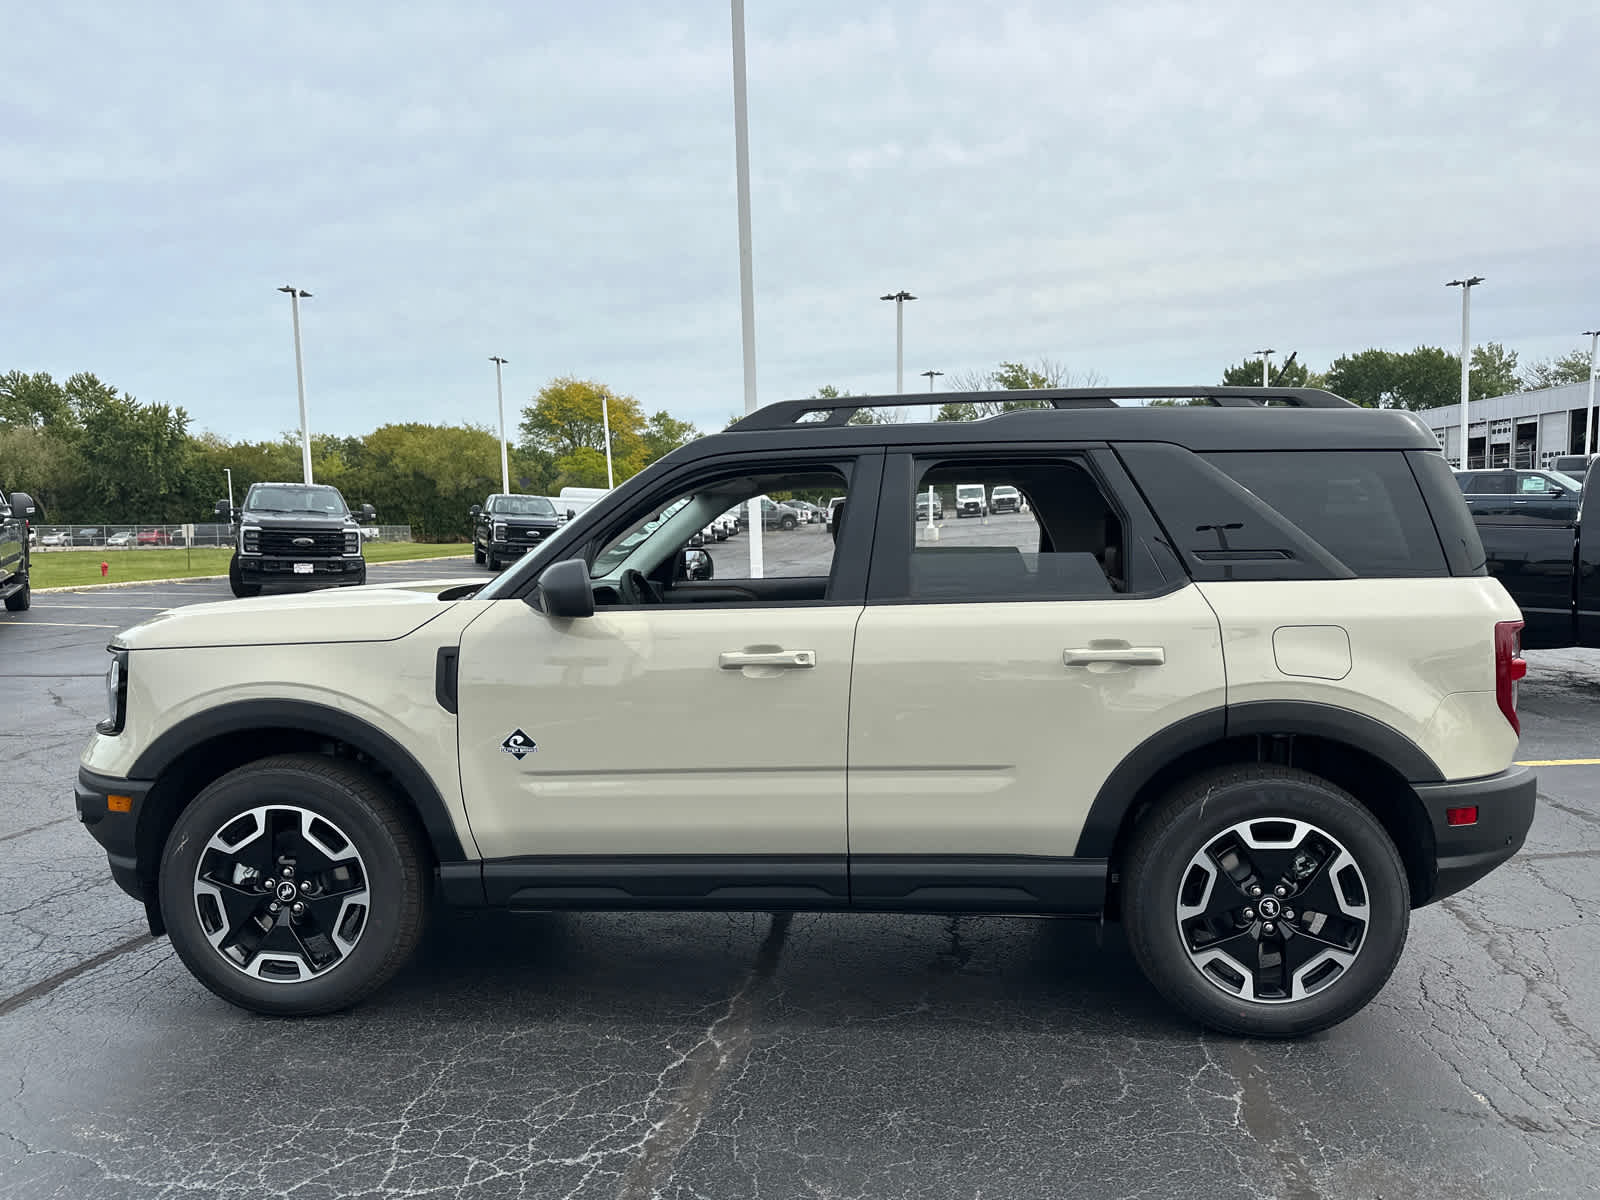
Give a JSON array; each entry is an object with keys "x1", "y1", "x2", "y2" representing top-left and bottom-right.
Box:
[{"x1": 33, "y1": 554, "x2": 473, "y2": 594}]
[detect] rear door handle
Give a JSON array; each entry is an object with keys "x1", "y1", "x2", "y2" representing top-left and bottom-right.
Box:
[
  {"x1": 719, "y1": 649, "x2": 816, "y2": 669},
  {"x1": 1063, "y1": 646, "x2": 1165, "y2": 667}
]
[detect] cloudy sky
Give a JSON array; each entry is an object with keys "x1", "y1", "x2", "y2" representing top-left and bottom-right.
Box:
[{"x1": 6, "y1": 1, "x2": 1597, "y2": 442}]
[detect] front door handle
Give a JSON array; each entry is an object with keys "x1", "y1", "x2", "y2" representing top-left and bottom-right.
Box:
[
  {"x1": 1063, "y1": 645, "x2": 1165, "y2": 667},
  {"x1": 719, "y1": 649, "x2": 816, "y2": 669}
]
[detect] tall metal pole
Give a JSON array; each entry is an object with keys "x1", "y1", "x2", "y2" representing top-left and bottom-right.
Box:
[
  {"x1": 490, "y1": 356, "x2": 510, "y2": 494},
  {"x1": 1255, "y1": 348, "x2": 1275, "y2": 387},
  {"x1": 601, "y1": 390, "x2": 615, "y2": 489},
  {"x1": 731, "y1": 0, "x2": 762, "y2": 577},
  {"x1": 224, "y1": 468, "x2": 234, "y2": 511},
  {"x1": 279, "y1": 286, "x2": 313, "y2": 484},
  {"x1": 1448, "y1": 277, "x2": 1484, "y2": 468},
  {"x1": 882, "y1": 291, "x2": 916, "y2": 392},
  {"x1": 1584, "y1": 330, "x2": 1600, "y2": 458}
]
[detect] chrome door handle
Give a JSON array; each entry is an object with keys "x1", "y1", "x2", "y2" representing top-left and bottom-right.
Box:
[
  {"x1": 1063, "y1": 646, "x2": 1165, "y2": 667},
  {"x1": 719, "y1": 649, "x2": 816, "y2": 669}
]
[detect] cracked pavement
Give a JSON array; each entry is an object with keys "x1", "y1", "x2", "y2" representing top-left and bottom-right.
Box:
[{"x1": 2, "y1": 573, "x2": 1597, "y2": 1198}]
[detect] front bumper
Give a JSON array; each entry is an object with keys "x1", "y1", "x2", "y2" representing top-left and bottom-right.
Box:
[
  {"x1": 76, "y1": 766, "x2": 159, "y2": 924},
  {"x1": 238, "y1": 555, "x2": 365, "y2": 582},
  {"x1": 1414, "y1": 766, "x2": 1536, "y2": 902}
]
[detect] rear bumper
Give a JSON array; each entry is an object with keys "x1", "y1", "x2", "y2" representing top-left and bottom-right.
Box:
[
  {"x1": 1414, "y1": 766, "x2": 1536, "y2": 902},
  {"x1": 75, "y1": 766, "x2": 156, "y2": 909}
]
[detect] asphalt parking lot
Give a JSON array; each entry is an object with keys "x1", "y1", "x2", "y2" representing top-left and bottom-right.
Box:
[{"x1": 2, "y1": 541, "x2": 1598, "y2": 1198}]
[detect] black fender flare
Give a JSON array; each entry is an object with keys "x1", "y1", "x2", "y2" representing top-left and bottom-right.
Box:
[
  {"x1": 1074, "y1": 701, "x2": 1443, "y2": 858},
  {"x1": 130, "y1": 699, "x2": 469, "y2": 861}
]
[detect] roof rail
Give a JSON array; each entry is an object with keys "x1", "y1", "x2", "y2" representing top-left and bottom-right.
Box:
[{"x1": 726, "y1": 387, "x2": 1355, "y2": 430}]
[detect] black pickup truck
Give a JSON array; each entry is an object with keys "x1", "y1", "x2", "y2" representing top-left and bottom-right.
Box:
[
  {"x1": 470, "y1": 493, "x2": 563, "y2": 570},
  {"x1": 1459, "y1": 466, "x2": 1600, "y2": 649},
  {"x1": 1, "y1": 488, "x2": 37, "y2": 612},
  {"x1": 217, "y1": 482, "x2": 376, "y2": 598}
]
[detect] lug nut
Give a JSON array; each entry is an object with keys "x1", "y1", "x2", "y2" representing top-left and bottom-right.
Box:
[
  {"x1": 1250, "y1": 886, "x2": 1263, "y2": 897},
  {"x1": 1242, "y1": 908, "x2": 1255, "y2": 920},
  {"x1": 282, "y1": 866, "x2": 294, "y2": 878},
  {"x1": 264, "y1": 878, "x2": 278, "y2": 891},
  {"x1": 299, "y1": 880, "x2": 311, "y2": 892},
  {"x1": 1274, "y1": 886, "x2": 1288, "y2": 897},
  {"x1": 1262, "y1": 922, "x2": 1276, "y2": 935},
  {"x1": 291, "y1": 902, "x2": 305, "y2": 916},
  {"x1": 269, "y1": 901, "x2": 281, "y2": 913},
  {"x1": 1284, "y1": 909, "x2": 1296, "y2": 920}
]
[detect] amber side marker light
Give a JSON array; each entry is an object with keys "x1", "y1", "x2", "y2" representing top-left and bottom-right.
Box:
[
  {"x1": 107, "y1": 795, "x2": 133, "y2": 813},
  {"x1": 1445, "y1": 806, "x2": 1478, "y2": 827}
]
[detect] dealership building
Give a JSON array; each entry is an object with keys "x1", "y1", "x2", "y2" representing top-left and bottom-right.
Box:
[{"x1": 1422, "y1": 380, "x2": 1599, "y2": 470}]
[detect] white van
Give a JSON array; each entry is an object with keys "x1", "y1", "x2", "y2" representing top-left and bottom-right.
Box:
[
  {"x1": 954, "y1": 483, "x2": 987, "y2": 518},
  {"x1": 558, "y1": 486, "x2": 610, "y2": 522}
]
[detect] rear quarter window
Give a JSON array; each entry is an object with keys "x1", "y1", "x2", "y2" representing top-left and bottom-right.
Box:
[{"x1": 1205, "y1": 451, "x2": 1450, "y2": 578}]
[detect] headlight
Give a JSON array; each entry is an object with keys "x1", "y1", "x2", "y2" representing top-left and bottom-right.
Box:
[
  {"x1": 493, "y1": 522, "x2": 507, "y2": 542},
  {"x1": 344, "y1": 530, "x2": 360, "y2": 556},
  {"x1": 241, "y1": 525, "x2": 260, "y2": 554},
  {"x1": 98, "y1": 649, "x2": 128, "y2": 735}
]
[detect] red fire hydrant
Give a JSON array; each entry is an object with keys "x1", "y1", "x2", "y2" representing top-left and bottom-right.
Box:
[{"x1": 100, "y1": 561, "x2": 109, "y2": 578}]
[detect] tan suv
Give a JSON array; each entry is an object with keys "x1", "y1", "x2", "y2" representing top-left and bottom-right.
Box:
[{"x1": 75, "y1": 387, "x2": 1534, "y2": 1036}]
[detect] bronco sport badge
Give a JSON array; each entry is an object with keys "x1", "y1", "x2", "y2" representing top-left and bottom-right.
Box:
[{"x1": 500, "y1": 729, "x2": 537, "y2": 759}]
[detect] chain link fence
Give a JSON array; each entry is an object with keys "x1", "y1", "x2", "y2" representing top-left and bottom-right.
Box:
[{"x1": 24, "y1": 523, "x2": 413, "y2": 549}]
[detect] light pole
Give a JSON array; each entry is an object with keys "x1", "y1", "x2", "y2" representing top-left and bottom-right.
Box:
[
  {"x1": 1447, "y1": 277, "x2": 1484, "y2": 468},
  {"x1": 921, "y1": 369, "x2": 943, "y2": 392},
  {"x1": 1254, "y1": 348, "x2": 1275, "y2": 388},
  {"x1": 600, "y1": 388, "x2": 615, "y2": 489},
  {"x1": 1584, "y1": 330, "x2": 1600, "y2": 458},
  {"x1": 223, "y1": 468, "x2": 234, "y2": 512},
  {"x1": 278, "y1": 285, "x2": 313, "y2": 484},
  {"x1": 489, "y1": 356, "x2": 510, "y2": 494},
  {"x1": 731, "y1": 0, "x2": 762, "y2": 577},
  {"x1": 881, "y1": 290, "x2": 916, "y2": 391}
]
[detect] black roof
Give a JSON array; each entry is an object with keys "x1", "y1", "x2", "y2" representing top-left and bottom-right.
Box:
[{"x1": 700, "y1": 388, "x2": 1442, "y2": 455}]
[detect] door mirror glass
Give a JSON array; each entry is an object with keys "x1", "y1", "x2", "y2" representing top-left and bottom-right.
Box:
[
  {"x1": 360, "y1": 503, "x2": 377, "y2": 523},
  {"x1": 683, "y1": 548, "x2": 714, "y2": 581},
  {"x1": 533, "y1": 559, "x2": 595, "y2": 618},
  {"x1": 214, "y1": 500, "x2": 233, "y2": 522}
]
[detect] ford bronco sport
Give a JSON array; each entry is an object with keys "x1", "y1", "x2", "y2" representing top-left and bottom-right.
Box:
[{"x1": 76, "y1": 387, "x2": 1534, "y2": 1036}]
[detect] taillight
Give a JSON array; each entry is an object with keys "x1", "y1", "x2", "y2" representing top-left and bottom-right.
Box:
[{"x1": 1495, "y1": 619, "x2": 1526, "y2": 734}]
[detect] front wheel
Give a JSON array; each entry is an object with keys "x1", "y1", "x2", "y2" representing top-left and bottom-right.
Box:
[
  {"x1": 159, "y1": 754, "x2": 430, "y2": 1016},
  {"x1": 228, "y1": 556, "x2": 261, "y2": 598},
  {"x1": 3, "y1": 578, "x2": 29, "y2": 612},
  {"x1": 473, "y1": 543, "x2": 485, "y2": 565},
  {"x1": 1122, "y1": 764, "x2": 1409, "y2": 1038}
]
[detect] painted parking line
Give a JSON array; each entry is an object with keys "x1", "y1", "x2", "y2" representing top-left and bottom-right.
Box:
[
  {"x1": 0, "y1": 621, "x2": 120, "y2": 629},
  {"x1": 1515, "y1": 758, "x2": 1600, "y2": 767}
]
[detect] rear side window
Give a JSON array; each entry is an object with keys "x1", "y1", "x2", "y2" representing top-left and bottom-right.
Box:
[{"x1": 1205, "y1": 451, "x2": 1448, "y2": 578}]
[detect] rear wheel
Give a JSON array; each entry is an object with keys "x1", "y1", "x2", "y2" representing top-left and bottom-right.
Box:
[
  {"x1": 159, "y1": 754, "x2": 430, "y2": 1016},
  {"x1": 1122, "y1": 764, "x2": 1409, "y2": 1038},
  {"x1": 228, "y1": 556, "x2": 261, "y2": 598},
  {"x1": 3, "y1": 578, "x2": 29, "y2": 612}
]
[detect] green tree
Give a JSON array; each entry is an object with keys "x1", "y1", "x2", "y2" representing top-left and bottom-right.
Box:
[
  {"x1": 66, "y1": 380, "x2": 195, "y2": 522},
  {"x1": 944, "y1": 357, "x2": 1103, "y2": 418},
  {"x1": 1522, "y1": 345, "x2": 1595, "y2": 391},
  {"x1": 640, "y1": 411, "x2": 699, "y2": 462},
  {"x1": 1470, "y1": 343, "x2": 1520, "y2": 401},
  {"x1": 518, "y1": 377, "x2": 652, "y2": 486},
  {"x1": 0, "y1": 371, "x2": 74, "y2": 428},
  {"x1": 1221, "y1": 356, "x2": 1313, "y2": 389}
]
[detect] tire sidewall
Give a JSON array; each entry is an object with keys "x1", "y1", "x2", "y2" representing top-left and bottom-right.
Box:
[
  {"x1": 159, "y1": 762, "x2": 419, "y2": 1015},
  {"x1": 1126, "y1": 775, "x2": 1410, "y2": 1037}
]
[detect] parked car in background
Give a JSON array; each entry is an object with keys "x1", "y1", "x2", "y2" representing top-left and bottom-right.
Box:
[
  {"x1": 914, "y1": 492, "x2": 945, "y2": 521},
  {"x1": 826, "y1": 496, "x2": 846, "y2": 529},
  {"x1": 1455, "y1": 469, "x2": 1582, "y2": 524},
  {"x1": 41, "y1": 531, "x2": 74, "y2": 547},
  {"x1": 0, "y1": 488, "x2": 36, "y2": 612},
  {"x1": 135, "y1": 529, "x2": 171, "y2": 547},
  {"x1": 991, "y1": 485, "x2": 1022, "y2": 514},
  {"x1": 219, "y1": 482, "x2": 375, "y2": 597},
  {"x1": 759, "y1": 497, "x2": 801, "y2": 530},
  {"x1": 1552, "y1": 454, "x2": 1596, "y2": 477},
  {"x1": 558, "y1": 486, "x2": 610, "y2": 523},
  {"x1": 954, "y1": 483, "x2": 988, "y2": 518},
  {"x1": 106, "y1": 531, "x2": 134, "y2": 548},
  {"x1": 77, "y1": 528, "x2": 101, "y2": 546},
  {"x1": 471, "y1": 493, "x2": 563, "y2": 571}
]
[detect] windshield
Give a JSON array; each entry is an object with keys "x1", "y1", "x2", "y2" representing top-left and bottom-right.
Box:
[
  {"x1": 243, "y1": 484, "x2": 349, "y2": 515},
  {"x1": 957, "y1": 485, "x2": 984, "y2": 499},
  {"x1": 490, "y1": 495, "x2": 556, "y2": 517},
  {"x1": 591, "y1": 496, "x2": 693, "y2": 576}
]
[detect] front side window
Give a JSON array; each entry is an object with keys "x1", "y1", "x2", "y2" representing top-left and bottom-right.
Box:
[{"x1": 896, "y1": 458, "x2": 1126, "y2": 601}]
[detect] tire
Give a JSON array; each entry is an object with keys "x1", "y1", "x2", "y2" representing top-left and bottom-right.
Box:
[
  {"x1": 159, "y1": 753, "x2": 430, "y2": 1016},
  {"x1": 1121, "y1": 764, "x2": 1409, "y2": 1038},
  {"x1": 487, "y1": 551, "x2": 500, "y2": 571},
  {"x1": 228, "y1": 556, "x2": 261, "y2": 599},
  {"x1": 3, "y1": 578, "x2": 29, "y2": 612},
  {"x1": 473, "y1": 543, "x2": 485, "y2": 565},
  {"x1": 780, "y1": 516, "x2": 796, "y2": 531}
]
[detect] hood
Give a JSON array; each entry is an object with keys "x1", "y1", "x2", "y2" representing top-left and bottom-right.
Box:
[
  {"x1": 243, "y1": 511, "x2": 356, "y2": 528},
  {"x1": 115, "y1": 583, "x2": 457, "y2": 650}
]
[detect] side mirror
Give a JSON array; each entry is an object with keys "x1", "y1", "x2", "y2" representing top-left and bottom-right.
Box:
[
  {"x1": 9, "y1": 492, "x2": 37, "y2": 519},
  {"x1": 683, "y1": 549, "x2": 714, "y2": 581},
  {"x1": 567, "y1": 508, "x2": 576, "y2": 521},
  {"x1": 213, "y1": 500, "x2": 233, "y2": 522},
  {"x1": 361, "y1": 503, "x2": 377, "y2": 523},
  {"x1": 469, "y1": 504, "x2": 481, "y2": 519},
  {"x1": 532, "y1": 559, "x2": 595, "y2": 619}
]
